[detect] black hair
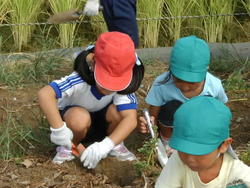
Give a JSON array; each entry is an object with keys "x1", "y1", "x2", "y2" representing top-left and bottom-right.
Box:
[
  {"x1": 74, "y1": 48, "x2": 145, "y2": 94},
  {"x1": 118, "y1": 58, "x2": 145, "y2": 95},
  {"x1": 73, "y1": 48, "x2": 95, "y2": 85}
]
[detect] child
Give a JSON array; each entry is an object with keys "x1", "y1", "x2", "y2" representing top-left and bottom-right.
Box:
[
  {"x1": 139, "y1": 35, "x2": 228, "y2": 154},
  {"x1": 38, "y1": 32, "x2": 144, "y2": 169},
  {"x1": 155, "y1": 96, "x2": 250, "y2": 187},
  {"x1": 83, "y1": 0, "x2": 139, "y2": 47}
]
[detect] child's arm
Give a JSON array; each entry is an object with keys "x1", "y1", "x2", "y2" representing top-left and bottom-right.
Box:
[
  {"x1": 109, "y1": 109, "x2": 137, "y2": 145},
  {"x1": 38, "y1": 85, "x2": 73, "y2": 149},
  {"x1": 38, "y1": 85, "x2": 63, "y2": 128},
  {"x1": 217, "y1": 80, "x2": 228, "y2": 103}
]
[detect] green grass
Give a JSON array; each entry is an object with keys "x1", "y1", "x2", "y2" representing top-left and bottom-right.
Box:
[
  {"x1": 9, "y1": 0, "x2": 44, "y2": 51},
  {"x1": 239, "y1": 148, "x2": 250, "y2": 166},
  {"x1": 48, "y1": 0, "x2": 83, "y2": 48},
  {"x1": 137, "y1": 0, "x2": 165, "y2": 47},
  {"x1": 0, "y1": 54, "x2": 69, "y2": 87},
  {"x1": 0, "y1": 111, "x2": 52, "y2": 159}
]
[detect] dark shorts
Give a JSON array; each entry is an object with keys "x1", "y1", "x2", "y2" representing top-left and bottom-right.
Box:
[
  {"x1": 60, "y1": 105, "x2": 110, "y2": 144},
  {"x1": 158, "y1": 100, "x2": 183, "y2": 127},
  {"x1": 101, "y1": 0, "x2": 139, "y2": 47}
]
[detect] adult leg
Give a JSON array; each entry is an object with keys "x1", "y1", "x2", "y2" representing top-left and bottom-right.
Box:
[{"x1": 101, "y1": 0, "x2": 139, "y2": 47}]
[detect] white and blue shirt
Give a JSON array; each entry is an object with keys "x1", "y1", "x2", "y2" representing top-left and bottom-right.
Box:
[
  {"x1": 49, "y1": 72, "x2": 137, "y2": 112},
  {"x1": 146, "y1": 72, "x2": 228, "y2": 106}
]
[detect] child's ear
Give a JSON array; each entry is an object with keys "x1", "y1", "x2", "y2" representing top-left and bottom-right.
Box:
[{"x1": 219, "y1": 138, "x2": 233, "y2": 154}]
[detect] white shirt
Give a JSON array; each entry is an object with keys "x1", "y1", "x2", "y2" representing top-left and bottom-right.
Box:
[
  {"x1": 146, "y1": 72, "x2": 228, "y2": 106},
  {"x1": 155, "y1": 151, "x2": 250, "y2": 188},
  {"x1": 49, "y1": 72, "x2": 137, "y2": 112}
]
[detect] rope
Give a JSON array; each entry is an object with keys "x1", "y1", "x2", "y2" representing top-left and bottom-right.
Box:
[{"x1": 0, "y1": 12, "x2": 249, "y2": 27}]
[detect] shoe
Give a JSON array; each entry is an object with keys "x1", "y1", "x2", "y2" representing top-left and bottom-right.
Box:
[
  {"x1": 160, "y1": 138, "x2": 175, "y2": 157},
  {"x1": 109, "y1": 142, "x2": 136, "y2": 161},
  {"x1": 52, "y1": 146, "x2": 75, "y2": 164}
]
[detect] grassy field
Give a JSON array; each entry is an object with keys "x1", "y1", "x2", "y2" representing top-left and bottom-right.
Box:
[{"x1": 0, "y1": 0, "x2": 249, "y2": 52}]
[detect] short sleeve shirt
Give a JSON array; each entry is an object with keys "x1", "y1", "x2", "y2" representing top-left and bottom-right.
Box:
[
  {"x1": 49, "y1": 72, "x2": 138, "y2": 112},
  {"x1": 146, "y1": 72, "x2": 228, "y2": 106},
  {"x1": 155, "y1": 152, "x2": 250, "y2": 188}
]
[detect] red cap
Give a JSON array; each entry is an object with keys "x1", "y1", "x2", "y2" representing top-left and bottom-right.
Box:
[{"x1": 94, "y1": 32, "x2": 136, "y2": 91}]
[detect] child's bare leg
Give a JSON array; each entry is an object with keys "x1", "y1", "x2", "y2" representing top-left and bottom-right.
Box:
[{"x1": 63, "y1": 107, "x2": 91, "y2": 145}]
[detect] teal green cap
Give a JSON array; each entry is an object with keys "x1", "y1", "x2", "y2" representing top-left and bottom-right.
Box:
[
  {"x1": 169, "y1": 96, "x2": 232, "y2": 155},
  {"x1": 170, "y1": 36, "x2": 210, "y2": 82}
]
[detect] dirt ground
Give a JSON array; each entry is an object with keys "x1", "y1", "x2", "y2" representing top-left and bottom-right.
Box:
[{"x1": 0, "y1": 61, "x2": 249, "y2": 188}]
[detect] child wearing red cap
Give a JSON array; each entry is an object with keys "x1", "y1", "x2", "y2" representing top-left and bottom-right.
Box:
[
  {"x1": 139, "y1": 36, "x2": 228, "y2": 157},
  {"x1": 38, "y1": 32, "x2": 144, "y2": 169}
]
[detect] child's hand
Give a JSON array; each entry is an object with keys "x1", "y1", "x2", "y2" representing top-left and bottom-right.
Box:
[
  {"x1": 50, "y1": 122, "x2": 73, "y2": 149},
  {"x1": 83, "y1": 0, "x2": 100, "y2": 16},
  {"x1": 80, "y1": 137, "x2": 114, "y2": 169},
  {"x1": 138, "y1": 116, "x2": 155, "y2": 134}
]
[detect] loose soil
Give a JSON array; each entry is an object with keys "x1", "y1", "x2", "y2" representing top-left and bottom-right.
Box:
[{"x1": 0, "y1": 61, "x2": 249, "y2": 188}]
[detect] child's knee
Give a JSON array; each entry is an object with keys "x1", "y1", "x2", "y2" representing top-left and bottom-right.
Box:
[{"x1": 64, "y1": 107, "x2": 91, "y2": 131}]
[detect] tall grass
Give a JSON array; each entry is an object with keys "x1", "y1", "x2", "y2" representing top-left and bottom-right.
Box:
[
  {"x1": 0, "y1": 0, "x2": 9, "y2": 23},
  {"x1": 137, "y1": 0, "x2": 164, "y2": 47},
  {"x1": 90, "y1": 15, "x2": 107, "y2": 39},
  {"x1": 0, "y1": 107, "x2": 52, "y2": 159},
  {"x1": 9, "y1": 0, "x2": 44, "y2": 51},
  {"x1": 48, "y1": 0, "x2": 83, "y2": 48},
  {"x1": 162, "y1": 0, "x2": 195, "y2": 44},
  {"x1": 192, "y1": 0, "x2": 236, "y2": 42},
  {"x1": 241, "y1": 0, "x2": 250, "y2": 12},
  {"x1": 0, "y1": 54, "x2": 67, "y2": 87}
]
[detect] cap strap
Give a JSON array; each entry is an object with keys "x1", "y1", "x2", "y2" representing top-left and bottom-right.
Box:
[{"x1": 135, "y1": 53, "x2": 141, "y2": 66}]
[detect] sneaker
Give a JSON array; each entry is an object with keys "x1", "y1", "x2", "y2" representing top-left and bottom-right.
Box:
[
  {"x1": 52, "y1": 146, "x2": 75, "y2": 164},
  {"x1": 109, "y1": 142, "x2": 136, "y2": 161}
]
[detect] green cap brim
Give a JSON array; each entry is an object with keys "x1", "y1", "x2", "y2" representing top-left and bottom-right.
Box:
[
  {"x1": 169, "y1": 137, "x2": 222, "y2": 155},
  {"x1": 171, "y1": 67, "x2": 206, "y2": 82}
]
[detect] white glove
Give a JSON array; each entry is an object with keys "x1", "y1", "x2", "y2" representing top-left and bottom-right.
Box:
[
  {"x1": 83, "y1": 0, "x2": 100, "y2": 16},
  {"x1": 50, "y1": 122, "x2": 73, "y2": 149},
  {"x1": 80, "y1": 137, "x2": 114, "y2": 169}
]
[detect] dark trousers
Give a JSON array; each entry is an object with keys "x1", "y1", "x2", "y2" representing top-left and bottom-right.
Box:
[{"x1": 101, "y1": 0, "x2": 139, "y2": 48}]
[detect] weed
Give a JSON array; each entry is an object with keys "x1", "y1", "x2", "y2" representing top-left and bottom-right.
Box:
[
  {"x1": 0, "y1": 106, "x2": 52, "y2": 159},
  {"x1": 135, "y1": 125, "x2": 159, "y2": 175},
  {"x1": 239, "y1": 149, "x2": 250, "y2": 166},
  {"x1": 0, "y1": 54, "x2": 68, "y2": 87},
  {"x1": 223, "y1": 59, "x2": 250, "y2": 90}
]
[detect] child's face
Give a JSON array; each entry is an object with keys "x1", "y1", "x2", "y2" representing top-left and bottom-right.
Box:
[
  {"x1": 96, "y1": 83, "x2": 114, "y2": 95},
  {"x1": 178, "y1": 149, "x2": 221, "y2": 172},
  {"x1": 173, "y1": 76, "x2": 204, "y2": 93}
]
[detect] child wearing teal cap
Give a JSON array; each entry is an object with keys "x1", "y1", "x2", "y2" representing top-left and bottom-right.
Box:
[
  {"x1": 139, "y1": 36, "x2": 228, "y2": 155},
  {"x1": 155, "y1": 96, "x2": 250, "y2": 188}
]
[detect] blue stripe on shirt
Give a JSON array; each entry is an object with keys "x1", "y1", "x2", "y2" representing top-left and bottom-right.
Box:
[
  {"x1": 49, "y1": 82, "x2": 62, "y2": 98},
  {"x1": 127, "y1": 93, "x2": 137, "y2": 104},
  {"x1": 116, "y1": 103, "x2": 137, "y2": 111},
  {"x1": 60, "y1": 79, "x2": 84, "y2": 91},
  {"x1": 58, "y1": 74, "x2": 82, "y2": 88}
]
